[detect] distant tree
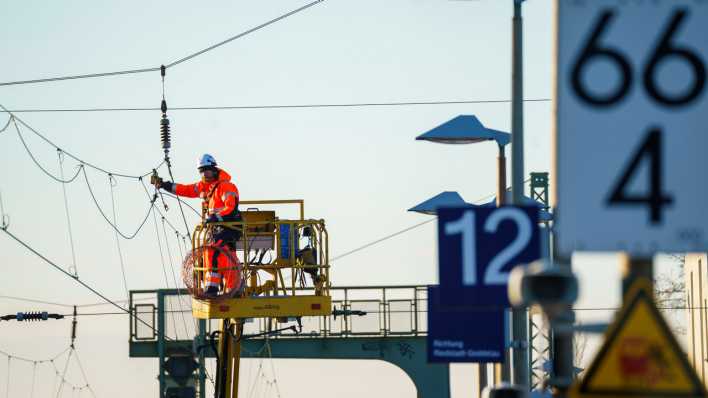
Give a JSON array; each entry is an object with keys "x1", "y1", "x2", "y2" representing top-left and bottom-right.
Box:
[
  {"x1": 655, "y1": 254, "x2": 686, "y2": 336},
  {"x1": 573, "y1": 329, "x2": 588, "y2": 377}
]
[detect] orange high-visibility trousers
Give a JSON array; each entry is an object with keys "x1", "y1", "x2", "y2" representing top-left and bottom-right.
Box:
[{"x1": 203, "y1": 244, "x2": 241, "y2": 293}]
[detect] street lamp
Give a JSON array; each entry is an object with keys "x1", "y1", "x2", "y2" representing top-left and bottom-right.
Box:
[
  {"x1": 407, "y1": 191, "x2": 468, "y2": 215},
  {"x1": 416, "y1": 115, "x2": 510, "y2": 207}
]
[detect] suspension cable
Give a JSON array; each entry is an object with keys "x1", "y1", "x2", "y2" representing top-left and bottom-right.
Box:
[
  {"x1": 173, "y1": 229, "x2": 200, "y2": 337},
  {"x1": 82, "y1": 168, "x2": 156, "y2": 239},
  {"x1": 1, "y1": 104, "x2": 162, "y2": 179},
  {"x1": 139, "y1": 179, "x2": 190, "y2": 239},
  {"x1": 54, "y1": 348, "x2": 73, "y2": 398},
  {"x1": 5, "y1": 356, "x2": 10, "y2": 398},
  {"x1": 13, "y1": 118, "x2": 83, "y2": 184},
  {"x1": 0, "y1": 116, "x2": 12, "y2": 133},
  {"x1": 161, "y1": 216, "x2": 190, "y2": 337},
  {"x1": 58, "y1": 150, "x2": 79, "y2": 278},
  {"x1": 72, "y1": 349, "x2": 96, "y2": 398},
  {"x1": 108, "y1": 175, "x2": 130, "y2": 299},
  {"x1": 150, "y1": 207, "x2": 180, "y2": 339},
  {"x1": 29, "y1": 361, "x2": 37, "y2": 398},
  {"x1": 0, "y1": 0, "x2": 326, "y2": 88},
  {"x1": 0, "y1": 228, "x2": 174, "y2": 341},
  {"x1": 265, "y1": 340, "x2": 282, "y2": 398}
]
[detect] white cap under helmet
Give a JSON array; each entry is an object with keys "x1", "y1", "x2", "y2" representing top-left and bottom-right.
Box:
[{"x1": 198, "y1": 154, "x2": 217, "y2": 169}]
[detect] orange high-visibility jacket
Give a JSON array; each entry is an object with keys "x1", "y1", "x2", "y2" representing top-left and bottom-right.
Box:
[{"x1": 171, "y1": 169, "x2": 239, "y2": 218}]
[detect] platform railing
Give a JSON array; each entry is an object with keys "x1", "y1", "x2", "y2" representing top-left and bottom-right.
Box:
[{"x1": 129, "y1": 285, "x2": 430, "y2": 343}]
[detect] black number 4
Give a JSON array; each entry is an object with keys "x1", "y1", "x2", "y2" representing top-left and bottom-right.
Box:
[{"x1": 606, "y1": 128, "x2": 674, "y2": 224}]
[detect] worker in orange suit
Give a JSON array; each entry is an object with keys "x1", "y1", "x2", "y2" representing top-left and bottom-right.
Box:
[{"x1": 153, "y1": 154, "x2": 240, "y2": 295}]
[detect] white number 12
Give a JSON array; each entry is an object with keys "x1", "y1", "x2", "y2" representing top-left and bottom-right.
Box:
[{"x1": 444, "y1": 208, "x2": 533, "y2": 286}]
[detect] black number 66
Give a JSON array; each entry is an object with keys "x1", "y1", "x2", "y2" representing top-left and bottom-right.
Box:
[{"x1": 571, "y1": 9, "x2": 706, "y2": 108}]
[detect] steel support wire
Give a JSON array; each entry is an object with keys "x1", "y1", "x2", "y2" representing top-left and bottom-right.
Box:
[
  {"x1": 172, "y1": 228, "x2": 201, "y2": 337},
  {"x1": 0, "y1": 0, "x2": 326, "y2": 88},
  {"x1": 0, "y1": 347, "x2": 70, "y2": 365},
  {"x1": 265, "y1": 340, "x2": 282, "y2": 398},
  {"x1": 29, "y1": 361, "x2": 36, "y2": 398},
  {"x1": 108, "y1": 175, "x2": 131, "y2": 299},
  {"x1": 4, "y1": 356, "x2": 9, "y2": 398},
  {"x1": 139, "y1": 179, "x2": 191, "y2": 239},
  {"x1": 160, "y1": 216, "x2": 191, "y2": 337},
  {"x1": 49, "y1": 353, "x2": 87, "y2": 394},
  {"x1": 151, "y1": 206, "x2": 181, "y2": 339},
  {"x1": 163, "y1": 191, "x2": 201, "y2": 217},
  {"x1": 1, "y1": 98, "x2": 552, "y2": 113},
  {"x1": 54, "y1": 347, "x2": 73, "y2": 398},
  {"x1": 58, "y1": 150, "x2": 79, "y2": 277},
  {"x1": 165, "y1": 164, "x2": 192, "y2": 240},
  {"x1": 82, "y1": 168, "x2": 156, "y2": 239},
  {"x1": 0, "y1": 189, "x2": 8, "y2": 230},
  {"x1": 0, "y1": 116, "x2": 12, "y2": 133},
  {"x1": 0, "y1": 227, "x2": 174, "y2": 341},
  {"x1": 72, "y1": 349, "x2": 97, "y2": 398},
  {"x1": 13, "y1": 118, "x2": 83, "y2": 184},
  {"x1": 1, "y1": 104, "x2": 163, "y2": 179}
]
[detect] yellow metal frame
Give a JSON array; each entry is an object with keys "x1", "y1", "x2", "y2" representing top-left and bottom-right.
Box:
[
  {"x1": 192, "y1": 295, "x2": 332, "y2": 319},
  {"x1": 189, "y1": 199, "x2": 331, "y2": 317}
]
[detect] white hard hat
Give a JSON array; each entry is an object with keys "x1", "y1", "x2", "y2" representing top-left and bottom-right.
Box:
[{"x1": 198, "y1": 154, "x2": 217, "y2": 169}]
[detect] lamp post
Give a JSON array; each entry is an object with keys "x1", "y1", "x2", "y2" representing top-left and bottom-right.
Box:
[
  {"x1": 511, "y1": 0, "x2": 529, "y2": 389},
  {"x1": 415, "y1": 114, "x2": 510, "y2": 394}
]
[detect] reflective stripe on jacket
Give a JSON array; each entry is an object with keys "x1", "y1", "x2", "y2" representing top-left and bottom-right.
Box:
[{"x1": 172, "y1": 169, "x2": 239, "y2": 217}]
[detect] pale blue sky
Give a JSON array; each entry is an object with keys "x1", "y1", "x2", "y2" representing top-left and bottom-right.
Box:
[{"x1": 0, "y1": 1, "x2": 681, "y2": 397}]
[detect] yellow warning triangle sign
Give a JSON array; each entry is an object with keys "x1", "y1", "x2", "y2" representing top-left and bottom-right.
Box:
[{"x1": 571, "y1": 278, "x2": 707, "y2": 398}]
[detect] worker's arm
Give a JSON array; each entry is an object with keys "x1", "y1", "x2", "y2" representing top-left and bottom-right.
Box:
[
  {"x1": 152, "y1": 175, "x2": 201, "y2": 198},
  {"x1": 172, "y1": 182, "x2": 201, "y2": 198}
]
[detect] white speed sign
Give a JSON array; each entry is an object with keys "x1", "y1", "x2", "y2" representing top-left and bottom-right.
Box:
[{"x1": 555, "y1": 1, "x2": 708, "y2": 256}]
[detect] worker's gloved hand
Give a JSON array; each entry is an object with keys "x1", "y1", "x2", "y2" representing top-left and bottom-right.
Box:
[
  {"x1": 150, "y1": 174, "x2": 162, "y2": 187},
  {"x1": 206, "y1": 214, "x2": 224, "y2": 223}
]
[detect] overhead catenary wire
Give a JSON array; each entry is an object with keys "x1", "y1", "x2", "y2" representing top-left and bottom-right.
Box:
[
  {"x1": 13, "y1": 118, "x2": 83, "y2": 184},
  {"x1": 108, "y1": 175, "x2": 131, "y2": 299},
  {"x1": 0, "y1": 227, "x2": 175, "y2": 341},
  {"x1": 0, "y1": 295, "x2": 154, "y2": 309},
  {"x1": 71, "y1": 348, "x2": 97, "y2": 398},
  {"x1": 0, "y1": 117, "x2": 12, "y2": 132},
  {"x1": 0, "y1": 0, "x2": 326, "y2": 88},
  {"x1": 330, "y1": 183, "x2": 523, "y2": 262},
  {"x1": 264, "y1": 340, "x2": 282, "y2": 398},
  {"x1": 48, "y1": 349, "x2": 92, "y2": 395},
  {"x1": 82, "y1": 167, "x2": 157, "y2": 240},
  {"x1": 6, "y1": 111, "x2": 178, "y2": 243},
  {"x1": 55, "y1": 349, "x2": 73, "y2": 398},
  {"x1": 150, "y1": 206, "x2": 181, "y2": 339},
  {"x1": 163, "y1": 191, "x2": 201, "y2": 218},
  {"x1": 0, "y1": 347, "x2": 69, "y2": 366},
  {"x1": 1, "y1": 98, "x2": 552, "y2": 113},
  {"x1": 160, "y1": 216, "x2": 191, "y2": 338},
  {"x1": 139, "y1": 179, "x2": 194, "y2": 238},
  {"x1": 1, "y1": 104, "x2": 163, "y2": 179},
  {"x1": 57, "y1": 151, "x2": 79, "y2": 277}
]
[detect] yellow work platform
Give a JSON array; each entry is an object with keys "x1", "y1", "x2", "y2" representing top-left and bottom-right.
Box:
[{"x1": 192, "y1": 295, "x2": 332, "y2": 319}]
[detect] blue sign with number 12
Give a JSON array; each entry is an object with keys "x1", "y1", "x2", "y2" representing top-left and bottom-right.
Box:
[{"x1": 437, "y1": 206, "x2": 540, "y2": 307}]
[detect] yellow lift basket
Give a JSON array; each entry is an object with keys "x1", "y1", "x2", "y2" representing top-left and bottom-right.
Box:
[{"x1": 188, "y1": 199, "x2": 332, "y2": 320}]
